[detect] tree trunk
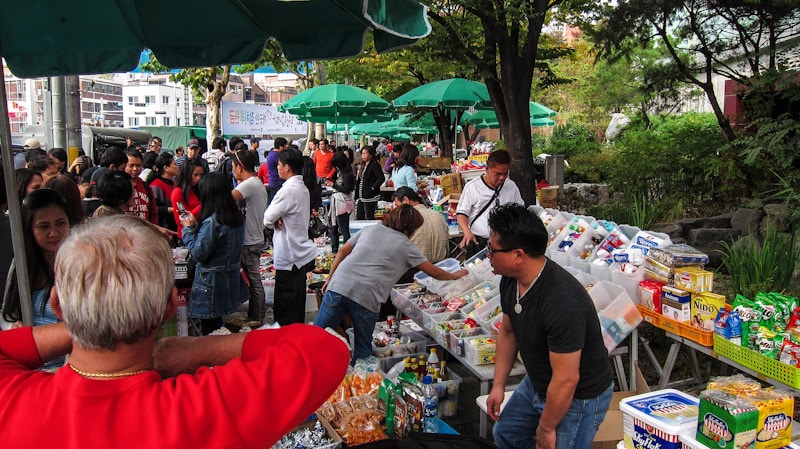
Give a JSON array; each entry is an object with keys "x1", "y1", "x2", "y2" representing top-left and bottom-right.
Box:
[
  {"x1": 205, "y1": 66, "x2": 231, "y2": 141},
  {"x1": 501, "y1": 96, "x2": 537, "y2": 206},
  {"x1": 433, "y1": 108, "x2": 453, "y2": 159}
]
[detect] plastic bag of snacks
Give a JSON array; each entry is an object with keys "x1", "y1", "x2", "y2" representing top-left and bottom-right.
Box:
[
  {"x1": 349, "y1": 363, "x2": 383, "y2": 397},
  {"x1": 337, "y1": 410, "x2": 387, "y2": 446}
]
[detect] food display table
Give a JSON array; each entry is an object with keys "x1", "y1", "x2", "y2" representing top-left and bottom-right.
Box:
[{"x1": 390, "y1": 278, "x2": 526, "y2": 439}]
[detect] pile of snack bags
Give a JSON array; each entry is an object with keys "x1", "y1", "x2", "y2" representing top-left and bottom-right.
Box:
[{"x1": 716, "y1": 292, "x2": 800, "y2": 365}]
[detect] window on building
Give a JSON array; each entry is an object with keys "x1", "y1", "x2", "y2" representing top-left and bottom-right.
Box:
[
  {"x1": 145, "y1": 117, "x2": 157, "y2": 126},
  {"x1": 163, "y1": 117, "x2": 170, "y2": 126},
  {"x1": 177, "y1": 118, "x2": 181, "y2": 126},
  {"x1": 129, "y1": 117, "x2": 139, "y2": 127},
  {"x1": 162, "y1": 95, "x2": 169, "y2": 104},
  {"x1": 128, "y1": 96, "x2": 136, "y2": 105},
  {"x1": 144, "y1": 96, "x2": 155, "y2": 104}
]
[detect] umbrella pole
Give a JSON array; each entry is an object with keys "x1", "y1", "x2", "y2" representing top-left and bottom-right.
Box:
[{"x1": 0, "y1": 62, "x2": 35, "y2": 326}]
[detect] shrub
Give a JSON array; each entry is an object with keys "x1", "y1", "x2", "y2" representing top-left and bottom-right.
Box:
[{"x1": 546, "y1": 123, "x2": 600, "y2": 159}]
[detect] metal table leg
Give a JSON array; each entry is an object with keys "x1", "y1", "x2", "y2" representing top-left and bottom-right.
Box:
[
  {"x1": 479, "y1": 380, "x2": 489, "y2": 438},
  {"x1": 657, "y1": 341, "x2": 682, "y2": 390}
]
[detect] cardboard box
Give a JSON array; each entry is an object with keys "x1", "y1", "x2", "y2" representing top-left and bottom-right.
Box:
[
  {"x1": 439, "y1": 173, "x2": 464, "y2": 196},
  {"x1": 591, "y1": 366, "x2": 651, "y2": 449}
]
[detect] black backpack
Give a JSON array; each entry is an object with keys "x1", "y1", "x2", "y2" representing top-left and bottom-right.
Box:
[{"x1": 216, "y1": 152, "x2": 234, "y2": 177}]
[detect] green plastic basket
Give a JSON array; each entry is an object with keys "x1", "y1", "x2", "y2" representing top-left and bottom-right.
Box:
[{"x1": 713, "y1": 335, "x2": 800, "y2": 388}]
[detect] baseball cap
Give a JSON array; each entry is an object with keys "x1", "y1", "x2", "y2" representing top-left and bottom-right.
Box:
[
  {"x1": 250, "y1": 137, "x2": 261, "y2": 144},
  {"x1": 187, "y1": 139, "x2": 200, "y2": 149},
  {"x1": 23, "y1": 138, "x2": 42, "y2": 150}
]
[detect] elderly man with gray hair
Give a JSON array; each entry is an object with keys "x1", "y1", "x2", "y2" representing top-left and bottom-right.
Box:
[{"x1": 0, "y1": 214, "x2": 349, "y2": 448}]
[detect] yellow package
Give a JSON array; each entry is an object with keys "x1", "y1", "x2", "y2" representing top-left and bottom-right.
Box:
[
  {"x1": 674, "y1": 266, "x2": 714, "y2": 292},
  {"x1": 747, "y1": 389, "x2": 794, "y2": 449},
  {"x1": 691, "y1": 292, "x2": 727, "y2": 331}
]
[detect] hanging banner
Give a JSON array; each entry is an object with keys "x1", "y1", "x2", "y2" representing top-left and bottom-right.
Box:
[{"x1": 221, "y1": 101, "x2": 307, "y2": 136}]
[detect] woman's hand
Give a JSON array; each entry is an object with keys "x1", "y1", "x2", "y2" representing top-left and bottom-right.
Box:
[
  {"x1": 274, "y1": 217, "x2": 284, "y2": 231},
  {"x1": 179, "y1": 213, "x2": 197, "y2": 228}
]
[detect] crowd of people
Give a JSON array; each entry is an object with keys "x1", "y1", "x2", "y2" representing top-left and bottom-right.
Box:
[{"x1": 1, "y1": 136, "x2": 615, "y2": 449}]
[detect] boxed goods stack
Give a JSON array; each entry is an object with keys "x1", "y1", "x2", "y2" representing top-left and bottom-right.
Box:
[
  {"x1": 637, "y1": 244, "x2": 718, "y2": 346},
  {"x1": 714, "y1": 292, "x2": 800, "y2": 388},
  {"x1": 687, "y1": 375, "x2": 794, "y2": 449}
]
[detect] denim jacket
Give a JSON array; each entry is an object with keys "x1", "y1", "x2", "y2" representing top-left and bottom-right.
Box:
[{"x1": 181, "y1": 214, "x2": 248, "y2": 319}]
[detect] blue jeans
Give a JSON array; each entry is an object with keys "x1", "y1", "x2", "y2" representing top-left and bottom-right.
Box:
[
  {"x1": 314, "y1": 290, "x2": 377, "y2": 363},
  {"x1": 493, "y1": 375, "x2": 613, "y2": 449}
]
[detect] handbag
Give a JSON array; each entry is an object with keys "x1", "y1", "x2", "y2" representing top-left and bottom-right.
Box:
[{"x1": 308, "y1": 215, "x2": 327, "y2": 239}]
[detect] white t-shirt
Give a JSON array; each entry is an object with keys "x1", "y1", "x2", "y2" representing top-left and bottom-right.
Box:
[
  {"x1": 235, "y1": 176, "x2": 269, "y2": 246},
  {"x1": 456, "y1": 176, "x2": 524, "y2": 239}
]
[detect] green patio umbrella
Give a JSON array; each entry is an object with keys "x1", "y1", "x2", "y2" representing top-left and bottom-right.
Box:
[
  {"x1": 461, "y1": 101, "x2": 557, "y2": 127},
  {"x1": 392, "y1": 78, "x2": 493, "y2": 155},
  {"x1": 0, "y1": 0, "x2": 432, "y2": 78},
  {"x1": 280, "y1": 84, "x2": 393, "y2": 124},
  {"x1": 392, "y1": 78, "x2": 493, "y2": 110}
]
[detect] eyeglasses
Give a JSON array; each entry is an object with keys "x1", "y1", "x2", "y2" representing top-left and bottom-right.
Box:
[{"x1": 486, "y1": 245, "x2": 518, "y2": 256}]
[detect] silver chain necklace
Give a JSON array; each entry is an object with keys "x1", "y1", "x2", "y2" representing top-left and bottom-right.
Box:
[{"x1": 515, "y1": 259, "x2": 546, "y2": 314}]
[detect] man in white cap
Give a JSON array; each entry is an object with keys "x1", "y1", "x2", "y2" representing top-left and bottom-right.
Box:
[
  {"x1": 23, "y1": 138, "x2": 42, "y2": 150},
  {"x1": 15, "y1": 138, "x2": 42, "y2": 168}
]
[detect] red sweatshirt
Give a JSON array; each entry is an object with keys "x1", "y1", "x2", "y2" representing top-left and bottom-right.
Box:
[
  {"x1": 170, "y1": 186, "x2": 201, "y2": 238},
  {"x1": 0, "y1": 325, "x2": 349, "y2": 449},
  {"x1": 313, "y1": 150, "x2": 336, "y2": 180},
  {"x1": 125, "y1": 178, "x2": 159, "y2": 225}
]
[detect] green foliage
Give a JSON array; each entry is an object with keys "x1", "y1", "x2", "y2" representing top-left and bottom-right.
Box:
[
  {"x1": 546, "y1": 123, "x2": 599, "y2": 159},
  {"x1": 565, "y1": 151, "x2": 614, "y2": 183},
  {"x1": 718, "y1": 227, "x2": 799, "y2": 299},
  {"x1": 531, "y1": 134, "x2": 548, "y2": 154},
  {"x1": 605, "y1": 113, "x2": 727, "y2": 202},
  {"x1": 728, "y1": 114, "x2": 800, "y2": 193}
]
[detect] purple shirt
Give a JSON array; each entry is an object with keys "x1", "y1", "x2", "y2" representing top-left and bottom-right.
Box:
[{"x1": 267, "y1": 150, "x2": 284, "y2": 189}]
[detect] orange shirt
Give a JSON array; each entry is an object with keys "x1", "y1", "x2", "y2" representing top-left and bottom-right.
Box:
[{"x1": 313, "y1": 150, "x2": 335, "y2": 180}]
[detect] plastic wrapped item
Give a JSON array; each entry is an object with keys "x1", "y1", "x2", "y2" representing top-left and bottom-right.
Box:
[
  {"x1": 277, "y1": 419, "x2": 341, "y2": 449},
  {"x1": 648, "y1": 244, "x2": 709, "y2": 267},
  {"x1": 337, "y1": 410, "x2": 387, "y2": 446}
]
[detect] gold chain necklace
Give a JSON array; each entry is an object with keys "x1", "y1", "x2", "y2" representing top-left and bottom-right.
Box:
[{"x1": 69, "y1": 363, "x2": 151, "y2": 379}]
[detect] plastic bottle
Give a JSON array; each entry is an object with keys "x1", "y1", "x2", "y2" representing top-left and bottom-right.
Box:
[
  {"x1": 426, "y1": 348, "x2": 440, "y2": 377},
  {"x1": 422, "y1": 375, "x2": 439, "y2": 433},
  {"x1": 409, "y1": 358, "x2": 419, "y2": 378}
]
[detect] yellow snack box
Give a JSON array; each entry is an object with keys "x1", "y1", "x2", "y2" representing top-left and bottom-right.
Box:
[
  {"x1": 691, "y1": 292, "x2": 727, "y2": 331},
  {"x1": 747, "y1": 389, "x2": 794, "y2": 449},
  {"x1": 674, "y1": 266, "x2": 714, "y2": 293}
]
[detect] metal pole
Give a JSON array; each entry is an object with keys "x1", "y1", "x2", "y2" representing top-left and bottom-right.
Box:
[
  {"x1": 43, "y1": 84, "x2": 54, "y2": 150},
  {"x1": 51, "y1": 76, "x2": 66, "y2": 148},
  {"x1": 64, "y1": 75, "x2": 81, "y2": 150},
  {"x1": 0, "y1": 64, "x2": 34, "y2": 326}
]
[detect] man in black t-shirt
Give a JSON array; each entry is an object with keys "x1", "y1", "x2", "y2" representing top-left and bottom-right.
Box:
[{"x1": 485, "y1": 204, "x2": 614, "y2": 449}]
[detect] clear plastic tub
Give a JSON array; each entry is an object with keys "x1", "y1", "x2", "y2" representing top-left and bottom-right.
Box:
[
  {"x1": 449, "y1": 327, "x2": 489, "y2": 356},
  {"x1": 588, "y1": 281, "x2": 642, "y2": 352},
  {"x1": 610, "y1": 264, "x2": 646, "y2": 306},
  {"x1": 414, "y1": 258, "x2": 461, "y2": 283},
  {"x1": 569, "y1": 255, "x2": 591, "y2": 273},
  {"x1": 346, "y1": 327, "x2": 427, "y2": 358}
]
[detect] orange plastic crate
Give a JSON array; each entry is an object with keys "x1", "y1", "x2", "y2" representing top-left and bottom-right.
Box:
[{"x1": 637, "y1": 306, "x2": 714, "y2": 346}]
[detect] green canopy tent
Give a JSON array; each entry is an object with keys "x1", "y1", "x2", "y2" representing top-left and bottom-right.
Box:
[
  {"x1": 392, "y1": 78, "x2": 493, "y2": 157},
  {"x1": 0, "y1": 0, "x2": 432, "y2": 326},
  {"x1": 461, "y1": 102, "x2": 557, "y2": 129}
]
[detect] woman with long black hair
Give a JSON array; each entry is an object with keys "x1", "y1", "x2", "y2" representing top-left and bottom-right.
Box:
[
  {"x1": 171, "y1": 157, "x2": 203, "y2": 238},
  {"x1": 356, "y1": 145, "x2": 384, "y2": 220},
  {"x1": 179, "y1": 172, "x2": 249, "y2": 335}
]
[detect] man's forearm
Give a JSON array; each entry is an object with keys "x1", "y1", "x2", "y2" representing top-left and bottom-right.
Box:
[
  {"x1": 153, "y1": 333, "x2": 247, "y2": 378},
  {"x1": 539, "y1": 375, "x2": 578, "y2": 432},
  {"x1": 32, "y1": 323, "x2": 72, "y2": 363}
]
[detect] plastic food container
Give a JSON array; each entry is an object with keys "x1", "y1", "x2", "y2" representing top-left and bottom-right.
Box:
[
  {"x1": 588, "y1": 281, "x2": 642, "y2": 352},
  {"x1": 619, "y1": 389, "x2": 700, "y2": 449}
]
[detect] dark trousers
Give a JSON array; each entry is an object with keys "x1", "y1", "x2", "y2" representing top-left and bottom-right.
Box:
[
  {"x1": 357, "y1": 200, "x2": 377, "y2": 220},
  {"x1": 274, "y1": 260, "x2": 314, "y2": 325},
  {"x1": 330, "y1": 213, "x2": 351, "y2": 253}
]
